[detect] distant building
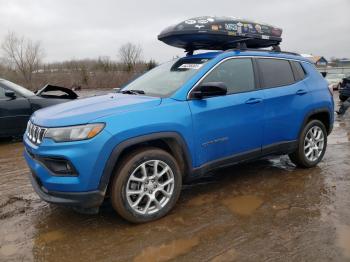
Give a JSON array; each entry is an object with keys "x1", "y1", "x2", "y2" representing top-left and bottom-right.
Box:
[
  {"x1": 337, "y1": 59, "x2": 350, "y2": 67},
  {"x1": 301, "y1": 54, "x2": 328, "y2": 67}
]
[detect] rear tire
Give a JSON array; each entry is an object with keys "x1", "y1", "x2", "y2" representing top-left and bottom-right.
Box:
[
  {"x1": 289, "y1": 120, "x2": 327, "y2": 168},
  {"x1": 110, "y1": 147, "x2": 182, "y2": 223}
]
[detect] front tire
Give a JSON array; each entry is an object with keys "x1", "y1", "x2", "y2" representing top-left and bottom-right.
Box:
[
  {"x1": 110, "y1": 148, "x2": 182, "y2": 223},
  {"x1": 289, "y1": 120, "x2": 327, "y2": 168}
]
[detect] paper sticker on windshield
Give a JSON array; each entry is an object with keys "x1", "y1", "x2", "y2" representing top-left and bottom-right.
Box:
[{"x1": 178, "y1": 64, "x2": 203, "y2": 69}]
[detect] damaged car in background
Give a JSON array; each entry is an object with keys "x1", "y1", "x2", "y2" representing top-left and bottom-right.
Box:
[
  {"x1": 339, "y1": 75, "x2": 350, "y2": 102},
  {"x1": 326, "y1": 73, "x2": 345, "y2": 91},
  {"x1": 0, "y1": 79, "x2": 78, "y2": 138}
]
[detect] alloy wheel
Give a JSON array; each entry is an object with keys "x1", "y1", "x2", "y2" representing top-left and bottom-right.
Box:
[
  {"x1": 125, "y1": 160, "x2": 175, "y2": 215},
  {"x1": 304, "y1": 126, "x2": 325, "y2": 162}
]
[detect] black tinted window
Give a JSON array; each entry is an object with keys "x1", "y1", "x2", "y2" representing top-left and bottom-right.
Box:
[
  {"x1": 291, "y1": 61, "x2": 306, "y2": 81},
  {"x1": 0, "y1": 80, "x2": 33, "y2": 97},
  {"x1": 258, "y1": 58, "x2": 295, "y2": 88},
  {"x1": 201, "y1": 58, "x2": 255, "y2": 94}
]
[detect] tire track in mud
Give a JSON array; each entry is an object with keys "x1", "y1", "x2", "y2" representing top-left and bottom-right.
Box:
[
  {"x1": 0, "y1": 196, "x2": 29, "y2": 220},
  {"x1": 0, "y1": 141, "x2": 36, "y2": 221}
]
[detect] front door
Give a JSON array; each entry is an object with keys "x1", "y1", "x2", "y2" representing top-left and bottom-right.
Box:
[{"x1": 188, "y1": 58, "x2": 264, "y2": 168}]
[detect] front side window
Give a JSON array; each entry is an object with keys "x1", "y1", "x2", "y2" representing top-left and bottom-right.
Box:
[
  {"x1": 200, "y1": 58, "x2": 256, "y2": 94},
  {"x1": 122, "y1": 58, "x2": 211, "y2": 97},
  {"x1": 0, "y1": 80, "x2": 34, "y2": 97},
  {"x1": 257, "y1": 58, "x2": 295, "y2": 88}
]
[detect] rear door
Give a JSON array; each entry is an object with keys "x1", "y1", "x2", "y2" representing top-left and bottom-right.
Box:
[
  {"x1": 188, "y1": 57, "x2": 264, "y2": 167},
  {"x1": 0, "y1": 86, "x2": 32, "y2": 136},
  {"x1": 257, "y1": 58, "x2": 311, "y2": 149}
]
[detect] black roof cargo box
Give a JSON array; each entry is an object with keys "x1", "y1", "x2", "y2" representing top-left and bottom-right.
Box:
[{"x1": 158, "y1": 16, "x2": 282, "y2": 52}]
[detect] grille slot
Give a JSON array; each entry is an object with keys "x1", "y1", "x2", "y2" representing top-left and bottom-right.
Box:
[{"x1": 26, "y1": 121, "x2": 47, "y2": 145}]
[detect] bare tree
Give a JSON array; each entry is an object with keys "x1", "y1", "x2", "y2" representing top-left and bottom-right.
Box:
[
  {"x1": 97, "y1": 56, "x2": 113, "y2": 72},
  {"x1": 118, "y1": 42, "x2": 142, "y2": 71},
  {"x1": 1, "y1": 32, "x2": 44, "y2": 89},
  {"x1": 146, "y1": 59, "x2": 158, "y2": 70}
]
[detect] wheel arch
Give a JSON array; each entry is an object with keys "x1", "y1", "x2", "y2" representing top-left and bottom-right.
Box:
[
  {"x1": 98, "y1": 132, "x2": 193, "y2": 193},
  {"x1": 300, "y1": 108, "x2": 332, "y2": 137}
]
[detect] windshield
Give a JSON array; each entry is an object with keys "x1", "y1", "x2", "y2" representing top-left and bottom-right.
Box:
[
  {"x1": 121, "y1": 58, "x2": 211, "y2": 97},
  {"x1": 0, "y1": 79, "x2": 34, "y2": 97}
]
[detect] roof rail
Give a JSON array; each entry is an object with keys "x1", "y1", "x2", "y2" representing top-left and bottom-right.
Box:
[{"x1": 224, "y1": 46, "x2": 301, "y2": 56}]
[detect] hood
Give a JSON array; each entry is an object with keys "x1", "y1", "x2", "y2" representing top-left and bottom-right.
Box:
[{"x1": 31, "y1": 93, "x2": 161, "y2": 127}]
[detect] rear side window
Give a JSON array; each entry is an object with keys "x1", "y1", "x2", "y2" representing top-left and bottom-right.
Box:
[
  {"x1": 201, "y1": 58, "x2": 255, "y2": 94},
  {"x1": 257, "y1": 58, "x2": 295, "y2": 88},
  {"x1": 291, "y1": 61, "x2": 306, "y2": 81}
]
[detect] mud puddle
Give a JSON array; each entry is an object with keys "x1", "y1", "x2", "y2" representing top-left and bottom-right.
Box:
[
  {"x1": 221, "y1": 195, "x2": 264, "y2": 216},
  {"x1": 133, "y1": 237, "x2": 200, "y2": 262},
  {"x1": 337, "y1": 225, "x2": 350, "y2": 259}
]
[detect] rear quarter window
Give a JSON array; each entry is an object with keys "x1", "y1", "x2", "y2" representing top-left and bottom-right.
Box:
[
  {"x1": 257, "y1": 58, "x2": 295, "y2": 88},
  {"x1": 291, "y1": 61, "x2": 306, "y2": 81}
]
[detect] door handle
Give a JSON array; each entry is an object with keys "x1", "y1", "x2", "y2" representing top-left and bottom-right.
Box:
[
  {"x1": 245, "y1": 98, "x2": 263, "y2": 104},
  {"x1": 296, "y1": 89, "x2": 307, "y2": 95}
]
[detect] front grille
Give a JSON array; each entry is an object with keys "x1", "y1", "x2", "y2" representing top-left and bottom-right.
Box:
[{"x1": 26, "y1": 121, "x2": 47, "y2": 145}]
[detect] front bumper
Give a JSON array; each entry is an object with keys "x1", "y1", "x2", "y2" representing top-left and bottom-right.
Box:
[
  {"x1": 23, "y1": 127, "x2": 116, "y2": 208},
  {"x1": 29, "y1": 170, "x2": 104, "y2": 208},
  {"x1": 23, "y1": 128, "x2": 114, "y2": 192}
]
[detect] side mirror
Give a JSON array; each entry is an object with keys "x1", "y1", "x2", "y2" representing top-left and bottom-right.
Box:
[
  {"x1": 5, "y1": 90, "x2": 16, "y2": 99},
  {"x1": 191, "y1": 82, "x2": 227, "y2": 99},
  {"x1": 321, "y1": 72, "x2": 327, "y2": 78}
]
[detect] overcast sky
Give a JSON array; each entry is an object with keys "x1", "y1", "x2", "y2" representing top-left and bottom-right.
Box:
[{"x1": 0, "y1": 0, "x2": 349, "y2": 63}]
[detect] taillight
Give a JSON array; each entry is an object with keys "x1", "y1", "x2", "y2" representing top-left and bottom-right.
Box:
[{"x1": 328, "y1": 85, "x2": 334, "y2": 96}]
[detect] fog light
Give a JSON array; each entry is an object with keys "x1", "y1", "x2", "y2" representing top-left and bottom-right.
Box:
[{"x1": 41, "y1": 158, "x2": 78, "y2": 176}]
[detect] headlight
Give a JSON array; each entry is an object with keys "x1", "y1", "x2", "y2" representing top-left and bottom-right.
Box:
[{"x1": 44, "y1": 123, "x2": 105, "y2": 142}]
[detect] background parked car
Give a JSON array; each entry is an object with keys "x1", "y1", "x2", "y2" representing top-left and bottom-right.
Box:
[
  {"x1": 326, "y1": 73, "x2": 345, "y2": 91},
  {"x1": 0, "y1": 79, "x2": 78, "y2": 137}
]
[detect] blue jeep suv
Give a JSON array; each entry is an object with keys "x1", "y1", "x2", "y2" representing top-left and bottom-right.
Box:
[{"x1": 23, "y1": 50, "x2": 334, "y2": 223}]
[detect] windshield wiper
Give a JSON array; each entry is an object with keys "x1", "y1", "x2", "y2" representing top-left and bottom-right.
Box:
[{"x1": 121, "y1": 89, "x2": 145, "y2": 95}]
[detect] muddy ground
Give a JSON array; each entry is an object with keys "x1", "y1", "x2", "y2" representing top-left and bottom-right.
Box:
[{"x1": 0, "y1": 94, "x2": 349, "y2": 262}]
